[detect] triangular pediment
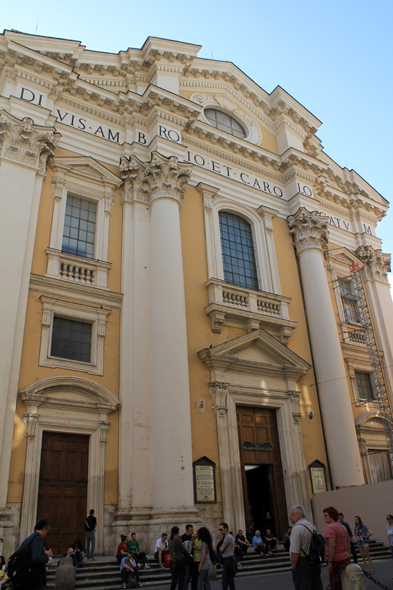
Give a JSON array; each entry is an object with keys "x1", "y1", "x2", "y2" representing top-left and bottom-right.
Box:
[
  {"x1": 198, "y1": 329, "x2": 310, "y2": 380},
  {"x1": 328, "y1": 247, "x2": 364, "y2": 272},
  {"x1": 50, "y1": 156, "x2": 121, "y2": 187}
]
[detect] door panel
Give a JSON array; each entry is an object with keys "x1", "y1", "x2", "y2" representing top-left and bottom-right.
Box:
[
  {"x1": 237, "y1": 406, "x2": 287, "y2": 539},
  {"x1": 37, "y1": 432, "x2": 88, "y2": 555}
]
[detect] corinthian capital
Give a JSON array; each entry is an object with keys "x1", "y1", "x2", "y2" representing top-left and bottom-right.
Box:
[
  {"x1": 120, "y1": 155, "x2": 149, "y2": 204},
  {"x1": 287, "y1": 208, "x2": 329, "y2": 256},
  {"x1": 144, "y1": 151, "x2": 192, "y2": 205},
  {"x1": 356, "y1": 245, "x2": 391, "y2": 283},
  {"x1": 0, "y1": 111, "x2": 60, "y2": 173}
]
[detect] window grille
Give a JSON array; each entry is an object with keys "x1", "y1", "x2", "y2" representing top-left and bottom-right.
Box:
[
  {"x1": 51, "y1": 317, "x2": 92, "y2": 363},
  {"x1": 339, "y1": 279, "x2": 360, "y2": 323},
  {"x1": 62, "y1": 195, "x2": 96, "y2": 259},
  {"x1": 355, "y1": 372, "x2": 374, "y2": 402},
  {"x1": 219, "y1": 211, "x2": 258, "y2": 290},
  {"x1": 204, "y1": 109, "x2": 246, "y2": 139}
]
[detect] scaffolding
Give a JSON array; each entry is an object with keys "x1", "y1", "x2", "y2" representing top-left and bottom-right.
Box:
[{"x1": 349, "y1": 262, "x2": 393, "y2": 465}]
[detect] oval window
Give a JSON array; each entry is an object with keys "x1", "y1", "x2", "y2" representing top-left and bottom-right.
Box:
[{"x1": 204, "y1": 108, "x2": 246, "y2": 139}]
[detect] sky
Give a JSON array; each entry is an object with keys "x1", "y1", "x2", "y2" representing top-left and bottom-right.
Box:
[{"x1": 2, "y1": 0, "x2": 392, "y2": 288}]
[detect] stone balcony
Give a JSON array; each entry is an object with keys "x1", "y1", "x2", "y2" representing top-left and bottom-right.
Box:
[
  {"x1": 204, "y1": 279, "x2": 297, "y2": 344},
  {"x1": 45, "y1": 248, "x2": 112, "y2": 289},
  {"x1": 341, "y1": 322, "x2": 366, "y2": 348}
]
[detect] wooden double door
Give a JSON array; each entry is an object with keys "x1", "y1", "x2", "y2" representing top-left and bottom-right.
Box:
[
  {"x1": 237, "y1": 406, "x2": 287, "y2": 539},
  {"x1": 37, "y1": 432, "x2": 89, "y2": 554}
]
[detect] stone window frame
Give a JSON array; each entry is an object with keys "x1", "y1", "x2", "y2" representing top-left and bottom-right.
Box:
[
  {"x1": 346, "y1": 357, "x2": 378, "y2": 407},
  {"x1": 39, "y1": 295, "x2": 111, "y2": 375},
  {"x1": 46, "y1": 157, "x2": 121, "y2": 289},
  {"x1": 200, "y1": 185, "x2": 281, "y2": 295},
  {"x1": 355, "y1": 411, "x2": 392, "y2": 484},
  {"x1": 190, "y1": 93, "x2": 262, "y2": 146}
]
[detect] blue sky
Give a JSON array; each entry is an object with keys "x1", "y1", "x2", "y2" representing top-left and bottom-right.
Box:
[{"x1": 2, "y1": 0, "x2": 392, "y2": 287}]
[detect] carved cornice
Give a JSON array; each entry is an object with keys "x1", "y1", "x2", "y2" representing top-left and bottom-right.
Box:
[
  {"x1": 0, "y1": 111, "x2": 60, "y2": 172},
  {"x1": 288, "y1": 208, "x2": 329, "y2": 255},
  {"x1": 120, "y1": 151, "x2": 192, "y2": 206},
  {"x1": 209, "y1": 382, "x2": 229, "y2": 417},
  {"x1": 355, "y1": 245, "x2": 391, "y2": 283},
  {"x1": 182, "y1": 68, "x2": 319, "y2": 133}
]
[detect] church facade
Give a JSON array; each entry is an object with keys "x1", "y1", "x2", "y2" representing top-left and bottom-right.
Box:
[{"x1": 0, "y1": 30, "x2": 392, "y2": 556}]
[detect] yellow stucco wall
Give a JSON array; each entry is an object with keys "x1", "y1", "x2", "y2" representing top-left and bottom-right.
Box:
[
  {"x1": 181, "y1": 188, "x2": 332, "y2": 500},
  {"x1": 9, "y1": 147, "x2": 122, "y2": 505}
]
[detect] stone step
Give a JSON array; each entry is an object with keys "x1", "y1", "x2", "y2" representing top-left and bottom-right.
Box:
[{"x1": 46, "y1": 543, "x2": 391, "y2": 590}]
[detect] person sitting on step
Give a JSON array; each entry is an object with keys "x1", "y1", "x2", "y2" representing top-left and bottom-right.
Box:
[
  {"x1": 252, "y1": 531, "x2": 267, "y2": 558},
  {"x1": 120, "y1": 552, "x2": 142, "y2": 588},
  {"x1": 72, "y1": 539, "x2": 85, "y2": 568},
  {"x1": 154, "y1": 533, "x2": 169, "y2": 568},
  {"x1": 128, "y1": 532, "x2": 149, "y2": 569},
  {"x1": 264, "y1": 530, "x2": 278, "y2": 556}
]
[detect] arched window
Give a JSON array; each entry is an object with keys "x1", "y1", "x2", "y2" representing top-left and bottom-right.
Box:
[
  {"x1": 204, "y1": 109, "x2": 246, "y2": 139},
  {"x1": 219, "y1": 211, "x2": 258, "y2": 290}
]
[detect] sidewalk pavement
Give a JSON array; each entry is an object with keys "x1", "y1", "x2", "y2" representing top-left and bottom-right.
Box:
[{"x1": 146, "y1": 558, "x2": 393, "y2": 590}]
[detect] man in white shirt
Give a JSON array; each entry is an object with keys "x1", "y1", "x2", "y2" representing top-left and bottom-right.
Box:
[
  {"x1": 154, "y1": 533, "x2": 169, "y2": 568},
  {"x1": 289, "y1": 505, "x2": 322, "y2": 590}
]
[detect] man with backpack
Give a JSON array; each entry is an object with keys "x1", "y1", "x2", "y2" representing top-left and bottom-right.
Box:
[
  {"x1": 289, "y1": 505, "x2": 323, "y2": 590},
  {"x1": 9, "y1": 518, "x2": 51, "y2": 590}
]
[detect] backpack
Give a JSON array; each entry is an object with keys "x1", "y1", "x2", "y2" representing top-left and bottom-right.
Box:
[
  {"x1": 299, "y1": 524, "x2": 325, "y2": 565},
  {"x1": 7, "y1": 534, "x2": 43, "y2": 590}
]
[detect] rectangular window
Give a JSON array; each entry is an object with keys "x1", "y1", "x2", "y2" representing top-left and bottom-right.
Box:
[
  {"x1": 51, "y1": 317, "x2": 92, "y2": 363},
  {"x1": 355, "y1": 372, "x2": 374, "y2": 402},
  {"x1": 368, "y1": 451, "x2": 392, "y2": 482},
  {"x1": 62, "y1": 195, "x2": 96, "y2": 259},
  {"x1": 339, "y1": 280, "x2": 360, "y2": 323}
]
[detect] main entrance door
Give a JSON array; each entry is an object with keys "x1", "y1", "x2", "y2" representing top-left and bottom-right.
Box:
[
  {"x1": 37, "y1": 432, "x2": 89, "y2": 554},
  {"x1": 237, "y1": 406, "x2": 287, "y2": 539}
]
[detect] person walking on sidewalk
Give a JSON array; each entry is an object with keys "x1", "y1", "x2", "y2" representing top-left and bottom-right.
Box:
[
  {"x1": 289, "y1": 505, "x2": 323, "y2": 590},
  {"x1": 84, "y1": 508, "x2": 97, "y2": 561}
]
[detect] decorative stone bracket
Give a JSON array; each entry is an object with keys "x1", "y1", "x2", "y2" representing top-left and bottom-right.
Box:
[{"x1": 209, "y1": 382, "x2": 229, "y2": 417}]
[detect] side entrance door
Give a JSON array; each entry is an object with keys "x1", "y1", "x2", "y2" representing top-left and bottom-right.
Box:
[
  {"x1": 237, "y1": 406, "x2": 287, "y2": 539},
  {"x1": 37, "y1": 432, "x2": 89, "y2": 554}
]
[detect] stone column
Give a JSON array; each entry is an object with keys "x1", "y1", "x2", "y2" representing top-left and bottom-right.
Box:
[
  {"x1": 288, "y1": 208, "x2": 363, "y2": 487},
  {"x1": 144, "y1": 152, "x2": 197, "y2": 519},
  {"x1": 0, "y1": 112, "x2": 59, "y2": 546},
  {"x1": 117, "y1": 156, "x2": 153, "y2": 521}
]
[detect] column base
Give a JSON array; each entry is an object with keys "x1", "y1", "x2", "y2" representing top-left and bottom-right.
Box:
[{"x1": 111, "y1": 506, "x2": 201, "y2": 556}]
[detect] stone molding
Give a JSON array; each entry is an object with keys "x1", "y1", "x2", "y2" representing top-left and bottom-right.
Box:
[
  {"x1": 120, "y1": 151, "x2": 192, "y2": 206},
  {"x1": 288, "y1": 208, "x2": 329, "y2": 255},
  {"x1": 199, "y1": 330, "x2": 312, "y2": 532},
  {"x1": 191, "y1": 93, "x2": 262, "y2": 145},
  {"x1": 0, "y1": 110, "x2": 60, "y2": 172},
  {"x1": 356, "y1": 245, "x2": 391, "y2": 283},
  {"x1": 18, "y1": 375, "x2": 118, "y2": 551},
  {"x1": 38, "y1": 295, "x2": 111, "y2": 376}
]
